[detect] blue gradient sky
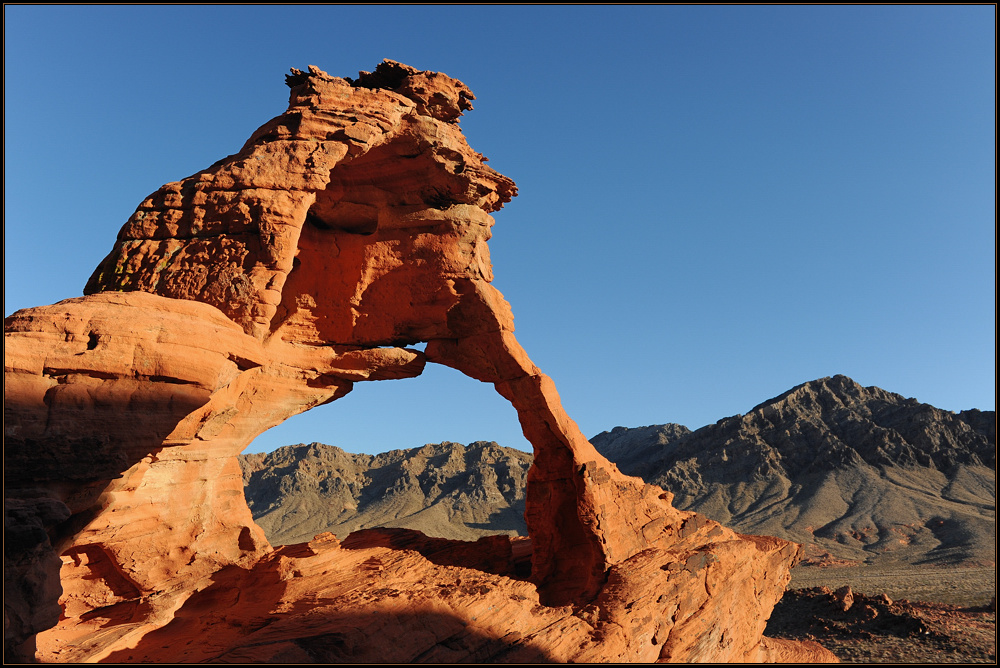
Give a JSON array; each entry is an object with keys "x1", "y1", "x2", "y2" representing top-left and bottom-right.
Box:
[{"x1": 5, "y1": 6, "x2": 995, "y2": 454}]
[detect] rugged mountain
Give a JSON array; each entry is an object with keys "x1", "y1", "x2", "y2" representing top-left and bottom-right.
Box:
[
  {"x1": 240, "y1": 441, "x2": 531, "y2": 545},
  {"x1": 592, "y1": 375, "x2": 996, "y2": 567},
  {"x1": 242, "y1": 376, "x2": 994, "y2": 568}
]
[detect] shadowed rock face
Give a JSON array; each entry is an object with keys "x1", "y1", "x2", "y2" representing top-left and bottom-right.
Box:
[{"x1": 4, "y1": 61, "x2": 835, "y2": 663}]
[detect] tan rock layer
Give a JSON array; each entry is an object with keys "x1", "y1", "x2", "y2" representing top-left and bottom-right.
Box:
[{"x1": 4, "y1": 61, "x2": 835, "y2": 662}]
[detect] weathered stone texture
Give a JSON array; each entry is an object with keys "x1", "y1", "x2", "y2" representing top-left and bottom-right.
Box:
[{"x1": 4, "y1": 61, "x2": 835, "y2": 663}]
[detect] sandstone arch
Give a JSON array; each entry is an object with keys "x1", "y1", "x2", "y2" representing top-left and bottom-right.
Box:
[{"x1": 4, "y1": 61, "x2": 835, "y2": 663}]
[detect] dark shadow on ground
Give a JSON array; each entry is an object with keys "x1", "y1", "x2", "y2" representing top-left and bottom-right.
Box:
[
  {"x1": 340, "y1": 527, "x2": 532, "y2": 579},
  {"x1": 100, "y1": 552, "x2": 553, "y2": 663}
]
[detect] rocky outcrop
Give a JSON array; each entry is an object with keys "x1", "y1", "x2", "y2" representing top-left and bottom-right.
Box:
[
  {"x1": 240, "y1": 441, "x2": 531, "y2": 544},
  {"x1": 4, "y1": 61, "x2": 834, "y2": 663},
  {"x1": 592, "y1": 375, "x2": 996, "y2": 567},
  {"x1": 41, "y1": 529, "x2": 830, "y2": 664}
]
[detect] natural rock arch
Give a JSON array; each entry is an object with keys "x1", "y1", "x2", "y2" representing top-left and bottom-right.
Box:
[{"x1": 4, "y1": 61, "x2": 835, "y2": 663}]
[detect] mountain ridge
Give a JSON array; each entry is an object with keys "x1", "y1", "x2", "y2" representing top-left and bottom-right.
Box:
[
  {"x1": 591, "y1": 375, "x2": 995, "y2": 566},
  {"x1": 241, "y1": 440, "x2": 531, "y2": 545},
  {"x1": 241, "y1": 375, "x2": 995, "y2": 567}
]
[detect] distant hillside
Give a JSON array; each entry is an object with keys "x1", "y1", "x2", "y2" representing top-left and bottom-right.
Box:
[
  {"x1": 592, "y1": 375, "x2": 996, "y2": 567},
  {"x1": 241, "y1": 375, "x2": 995, "y2": 568},
  {"x1": 240, "y1": 441, "x2": 530, "y2": 545}
]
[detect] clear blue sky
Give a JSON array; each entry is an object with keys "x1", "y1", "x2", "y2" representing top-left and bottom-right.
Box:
[{"x1": 5, "y1": 6, "x2": 995, "y2": 455}]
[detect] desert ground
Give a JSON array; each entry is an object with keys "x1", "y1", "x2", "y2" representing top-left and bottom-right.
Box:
[{"x1": 768, "y1": 564, "x2": 996, "y2": 663}]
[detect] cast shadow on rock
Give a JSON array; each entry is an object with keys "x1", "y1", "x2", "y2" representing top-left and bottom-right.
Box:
[
  {"x1": 340, "y1": 527, "x2": 532, "y2": 579},
  {"x1": 101, "y1": 558, "x2": 553, "y2": 663}
]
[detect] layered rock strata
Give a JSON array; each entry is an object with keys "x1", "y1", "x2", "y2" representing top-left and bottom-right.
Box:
[{"x1": 4, "y1": 61, "x2": 835, "y2": 663}]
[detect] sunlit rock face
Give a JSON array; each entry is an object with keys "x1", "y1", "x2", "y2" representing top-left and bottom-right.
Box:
[{"x1": 4, "y1": 61, "x2": 835, "y2": 663}]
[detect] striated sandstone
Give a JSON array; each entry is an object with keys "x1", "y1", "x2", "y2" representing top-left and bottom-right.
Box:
[{"x1": 4, "y1": 61, "x2": 835, "y2": 663}]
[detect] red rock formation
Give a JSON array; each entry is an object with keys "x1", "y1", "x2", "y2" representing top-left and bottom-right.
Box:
[{"x1": 4, "y1": 61, "x2": 836, "y2": 663}]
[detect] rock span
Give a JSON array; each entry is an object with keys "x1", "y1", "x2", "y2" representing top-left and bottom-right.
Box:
[{"x1": 3, "y1": 61, "x2": 836, "y2": 663}]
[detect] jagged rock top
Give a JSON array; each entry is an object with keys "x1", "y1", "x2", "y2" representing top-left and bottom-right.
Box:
[
  {"x1": 85, "y1": 61, "x2": 516, "y2": 339},
  {"x1": 285, "y1": 61, "x2": 476, "y2": 124}
]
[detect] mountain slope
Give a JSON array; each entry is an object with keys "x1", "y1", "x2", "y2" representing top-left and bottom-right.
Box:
[
  {"x1": 591, "y1": 375, "x2": 996, "y2": 566},
  {"x1": 240, "y1": 441, "x2": 530, "y2": 545},
  {"x1": 241, "y1": 376, "x2": 994, "y2": 567}
]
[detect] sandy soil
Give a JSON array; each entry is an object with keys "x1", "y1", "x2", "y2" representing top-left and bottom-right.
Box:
[
  {"x1": 768, "y1": 564, "x2": 996, "y2": 663},
  {"x1": 790, "y1": 563, "x2": 996, "y2": 607}
]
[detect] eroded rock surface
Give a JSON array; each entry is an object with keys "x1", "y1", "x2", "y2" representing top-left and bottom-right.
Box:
[{"x1": 4, "y1": 61, "x2": 835, "y2": 663}]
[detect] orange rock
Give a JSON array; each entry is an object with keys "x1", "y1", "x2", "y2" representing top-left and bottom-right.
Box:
[
  {"x1": 833, "y1": 585, "x2": 855, "y2": 612},
  {"x1": 4, "y1": 61, "x2": 836, "y2": 663}
]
